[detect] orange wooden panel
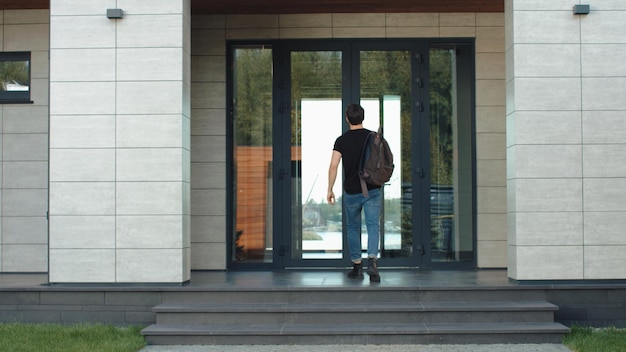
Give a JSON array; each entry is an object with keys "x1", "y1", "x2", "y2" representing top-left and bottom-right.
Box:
[{"x1": 234, "y1": 146, "x2": 302, "y2": 259}]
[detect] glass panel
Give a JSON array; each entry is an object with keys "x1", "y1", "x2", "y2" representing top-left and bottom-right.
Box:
[
  {"x1": 360, "y1": 50, "x2": 412, "y2": 259},
  {"x1": 429, "y1": 46, "x2": 474, "y2": 263},
  {"x1": 232, "y1": 46, "x2": 274, "y2": 263},
  {"x1": 291, "y1": 51, "x2": 343, "y2": 260},
  {"x1": 0, "y1": 60, "x2": 29, "y2": 92},
  {"x1": 0, "y1": 52, "x2": 31, "y2": 102}
]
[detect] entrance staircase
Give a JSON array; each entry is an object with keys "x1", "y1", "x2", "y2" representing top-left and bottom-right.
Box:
[{"x1": 141, "y1": 286, "x2": 570, "y2": 345}]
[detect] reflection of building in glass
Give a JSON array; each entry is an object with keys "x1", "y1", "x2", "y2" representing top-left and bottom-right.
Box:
[
  {"x1": 235, "y1": 146, "x2": 273, "y2": 260},
  {"x1": 235, "y1": 146, "x2": 303, "y2": 260}
]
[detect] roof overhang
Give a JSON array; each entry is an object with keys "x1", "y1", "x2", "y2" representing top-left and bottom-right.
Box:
[
  {"x1": 0, "y1": 0, "x2": 48, "y2": 10},
  {"x1": 191, "y1": 0, "x2": 504, "y2": 14},
  {"x1": 1, "y1": 0, "x2": 504, "y2": 14}
]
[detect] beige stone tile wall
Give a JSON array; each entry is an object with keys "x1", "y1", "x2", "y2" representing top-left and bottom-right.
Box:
[
  {"x1": 507, "y1": 0, "x2": 626, "y2": 280},
  {"x1": 0, "y1": 10, "x2": 49, "y2": 272},
  {"x1": 190, "y1": 15, "x2": 228, "y2": 270},
  {"x1": 191, "y1": 12, "x2": 507, "y2": 270},
  {"x1": 475, "y1": 13, "x2": 507, "y2": 268},
  {"x1": 48, "y1": 0, "x2": 191, "y2": 283}
]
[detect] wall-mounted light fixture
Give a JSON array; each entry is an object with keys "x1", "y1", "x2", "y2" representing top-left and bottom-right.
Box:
[
  {"x1": 107, "y1": 8, "x2": 124, "y2": 19},
  {"x1": 573, "y1": 4, "x2": 590, "y2": 15}
]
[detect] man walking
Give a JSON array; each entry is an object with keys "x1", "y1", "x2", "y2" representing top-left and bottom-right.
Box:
[{"x1": 327, "y1": 104, "x2": 382, "y2": 283}]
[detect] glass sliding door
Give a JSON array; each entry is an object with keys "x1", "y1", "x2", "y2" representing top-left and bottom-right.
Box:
[
  {"x1": 227, "y1": 40, "x2": 476, "y2": 269},
  {"x1": 290, "y1": 50, "x2": 344, "y2": 262},
  {"x1": 428, "y1": 44, "x2": 475, "y2": 265},
  {"x1": 231, "y1": 46, "x2": 274, "y2": 264},
  {"x1": 359, "y1": 49, "x2": 414, "y2": 262}
]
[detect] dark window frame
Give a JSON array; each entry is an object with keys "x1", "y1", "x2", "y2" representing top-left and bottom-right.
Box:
[{"x1": 0, "y1": 51, "x2": 32, "y2": 104}]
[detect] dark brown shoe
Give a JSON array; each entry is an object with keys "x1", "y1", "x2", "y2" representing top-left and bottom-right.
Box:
[
  {"x1": 347, "y1": 262, "x2": 364, "y2": 280},
  {"x1": 367, "y1": 257, "x2": 380, "y2": 283}
]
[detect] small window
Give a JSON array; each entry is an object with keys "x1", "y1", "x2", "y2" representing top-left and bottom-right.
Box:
[{"x1": 0, "y1": 52, "x2": 31, "y2": 103}]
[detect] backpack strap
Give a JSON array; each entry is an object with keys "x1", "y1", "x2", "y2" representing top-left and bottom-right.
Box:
[
  {"x1": 359, "y1": 174, "x2": 369, "y2": 197},
  {"x1": 358, "y1": 131, "x2": 375, "y2": 197}
]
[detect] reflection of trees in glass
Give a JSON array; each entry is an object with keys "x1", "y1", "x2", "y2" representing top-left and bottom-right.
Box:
[
  {"x1": 429, "y1": 49, "x2": 455, "y2": 260},
  {"x1": 401, "y1": 206, "x2": 413, "y2": 251},
  {"x1": 233, "y1": 48, "x2": 274, "y2": 262},
  {"x1": 429, "y1": 49, "x2": 454, "y2": 185},
  {"x1": 0, "y1": 61, "x2": 29, "y2": 91},
  {"x1": 232, "y1": 46, "x2": 458, "y2": 256},
  {"x1": 361, "y1": 51, "x2": 413, "y2": 254},
  {"x1": 291, "y1": 51, "x2": 342, "y2": 145},
  {"x1": 360, "y1": 51, "x2": 412, "y2": 184},
  {"x1": 233, "y1": 48, "x2": 273, "y2": 146}
]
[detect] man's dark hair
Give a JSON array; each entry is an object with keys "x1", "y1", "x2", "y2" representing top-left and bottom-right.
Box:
[{"x1": 346, "y1": 104, "x2": 364, "y2": 125}]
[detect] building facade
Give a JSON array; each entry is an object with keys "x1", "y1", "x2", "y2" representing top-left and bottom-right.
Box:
[{"x1": 0, "y1": 0, "x2": 624, "y2": 283}]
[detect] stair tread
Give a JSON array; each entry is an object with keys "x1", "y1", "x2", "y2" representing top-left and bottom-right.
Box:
[
  {"x1": 142, "y1": 321, "x2": 570, "y2": 336},
  {"x1": 154, "y1": 300, "x2": 559, "y2": 313}
]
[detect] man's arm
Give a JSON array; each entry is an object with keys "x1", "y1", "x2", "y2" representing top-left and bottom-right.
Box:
[{"x1": 327, "y1": 150, "x2": 342, "y2": 205}]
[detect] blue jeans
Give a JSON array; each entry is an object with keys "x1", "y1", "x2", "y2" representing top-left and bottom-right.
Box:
[{"x1": 343, "y1": 188, "x2": 382, "y2": 263}]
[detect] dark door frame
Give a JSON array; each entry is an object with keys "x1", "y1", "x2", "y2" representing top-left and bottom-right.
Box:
[{"x1": 226, "y1": 38, "x2": 476, "y2": 271}]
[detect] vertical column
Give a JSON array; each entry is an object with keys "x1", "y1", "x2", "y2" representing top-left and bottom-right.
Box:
[
  {"x1": 506, "y1": 0, "x2": 583, "y2": 280},
  {"x1": 49, "y1": 0, "x2": 117, "y2": 283},
  {"x1": 578, "y1": 2, "x2": 626, "y2": 279},
  {"x1": 49, "y1": 0, "x2": 190, "y2": 283},
  {"x1": 114, "y1": 0, "x2": 191, "y2": 283}
]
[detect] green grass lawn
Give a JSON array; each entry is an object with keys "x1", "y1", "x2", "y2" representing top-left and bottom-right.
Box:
[
  {"x1": 0, "y1": 323, "x2": 625, "y2": 352},
  {"x1": 0, "y1": 323, "x2": 146, "y2": 352},
  {"x1": 563, "y1": 326, "x2": 626, "y2": 352}
]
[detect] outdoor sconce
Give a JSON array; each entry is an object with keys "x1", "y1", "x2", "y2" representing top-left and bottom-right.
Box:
[
  {"x1": 573, "y1": 4, "x2": 590, "y2": 15},
  {"x1": 107, "y1": 8, "x2": 124, "y2": 19}
]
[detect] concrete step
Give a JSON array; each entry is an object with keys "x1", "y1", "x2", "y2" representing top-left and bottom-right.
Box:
[
  {"x1": 153, "y1": 301, "x2": 559, "y2": 325},
  {"x1": 159, "y1": 288, "x2": 550, "y2": 304},
  {"x1": 141, "y1": 321, "x2": 570, "y2": 345},
  {"x1": 142, "y1": 298, "x2": 570, "y2": 345}
]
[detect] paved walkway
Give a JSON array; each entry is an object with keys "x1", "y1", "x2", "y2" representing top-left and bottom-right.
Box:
[{"x1": 140, "y1": 344, "x2": 572, "y2": 352}]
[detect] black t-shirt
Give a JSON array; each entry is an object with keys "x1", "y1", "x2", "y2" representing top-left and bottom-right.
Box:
[{"x1": 333, "y1": 128, "x2": 380, "y2": 195}]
